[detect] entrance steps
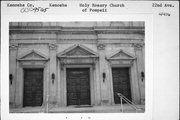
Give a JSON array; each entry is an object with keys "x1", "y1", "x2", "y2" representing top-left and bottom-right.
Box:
[{"x1": 10, "y1": 104, "x2": 145, "y2": 113}]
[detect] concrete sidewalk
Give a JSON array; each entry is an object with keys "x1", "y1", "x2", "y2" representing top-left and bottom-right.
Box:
[{"x1": 10, "y1": 104, "x2": 145, "y2": 113}]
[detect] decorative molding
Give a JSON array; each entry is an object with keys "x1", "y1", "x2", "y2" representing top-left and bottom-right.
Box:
[
  {"x1": 57, "y1": 44, "x2": 99, "y2": 65},
  {"x1": 92, "y1": 57, "x2": 98, "y2": 70},
  {"x1": 19, "y1": 61, "x2": 47, "y2": 68},
  {"x1": 10, "y1": 39, "x2": 144, "y2": 46},
  {"x1": 49, "y1": 43, "x2": 57, "y2": 50},
  {"x1": 17, "y1": 50, "x2": 49, "y2": 67},
  {"x1": 9, "y1": 26, "x2": 144, "y2": 35},
  {"x1": 60, "y1": 59, "x2": 65, "y2": 70},
  {"x1": 17, "y1": 50, "x2": 49, "y2": 61},
  {"x1": 106, "y1": 49, "x2": 136, "y2": 65},
  {"x1": 107, "y1": 49, "x2": 136, "y2": 60},
  {"x1": 97, "y1": 43, "x2": 106, "y2": 50},
  {"x1": 10, "y1": 39, "x2": 56, "y2": 42},
  {"x1": 95, "y1": 30, "x2": 144, "y2": 34},
  {"x1": 132, "y1": 43, "x2": 144, "y2": 50},
  {"x1": 9, "y1": 26, "x2": 62, "y2": 34},
  {"x1": 9, "y1": 44, "x2": 18, "y2": 50},
  {"x1": 57, "y1": 44, "x2": 98, "y2": 58}
]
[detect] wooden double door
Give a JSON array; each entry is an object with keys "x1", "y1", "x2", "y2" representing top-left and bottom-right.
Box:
[
  {"x1": 66, "y1": 68, "x2": 91, "y2": 106},
  {"x1": 112, "y1": 68, "x2": 132, "y2": 104},
  {"x1": 23, "y1": 68, "x2": 43, "y2": 107}
]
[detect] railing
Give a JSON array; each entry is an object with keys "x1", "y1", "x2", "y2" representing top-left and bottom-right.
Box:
[{"x1": 117, "y1": 93, "x2": 142, "y2": 113}]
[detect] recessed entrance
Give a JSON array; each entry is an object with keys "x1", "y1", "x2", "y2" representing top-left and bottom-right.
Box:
[
  {"x1": 112, "y1": 68, "x2": 132, "y2": 104},
  {"x1": 23, "y1": 68, "x2": 43, "y2": 107},
  {"x1": 66, "y1": 68, "x2": 91, "y2": 106}
]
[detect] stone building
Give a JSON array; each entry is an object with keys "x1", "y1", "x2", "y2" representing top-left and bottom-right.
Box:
[{"x1": 9, "y1": 22, "x2": 145, "y2": 109}]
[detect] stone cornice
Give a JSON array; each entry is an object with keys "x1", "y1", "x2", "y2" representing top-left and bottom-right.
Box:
[
  {"x1": 94, "y1": 26, "x2": 144, "y2": 34},
  {"x1": 10, "y1": 39, "x2": 144, "y2": 45},
  {"x1": 9, "y1": 26, "x2": 145, "y2": 35}
]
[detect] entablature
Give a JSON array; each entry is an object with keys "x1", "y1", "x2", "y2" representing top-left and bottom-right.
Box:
[{"x1": 9, "y1": 26, "x2": 144, "y2": 35}]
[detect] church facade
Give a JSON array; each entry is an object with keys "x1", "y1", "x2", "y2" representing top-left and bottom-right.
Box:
[{"x1": 9, "y1": 22, "x2": 145, "y2": 108}]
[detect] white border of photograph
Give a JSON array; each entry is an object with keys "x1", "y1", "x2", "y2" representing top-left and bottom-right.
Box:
[{"x1": 1, "y1": 14, "x2": 153, "y2": 120}]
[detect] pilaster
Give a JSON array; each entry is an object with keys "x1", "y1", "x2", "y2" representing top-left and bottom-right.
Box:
[
  {"x1": 49, "y1": 43, "x2": 57, "y2": 105},
  {"x1": 133, "y1": 43, "x2": 145, "y2": 104},
  {"x1": 97, "y1": 43, "x2": 111, "y2": 105},
  {"x1": 9, "y1": 44, "x2": 18, "y2": 107}
]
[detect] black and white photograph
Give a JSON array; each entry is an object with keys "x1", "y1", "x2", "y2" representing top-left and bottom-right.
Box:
[
  {"x1": 1, "y1": 1, "x2": 179, "y2": 120},
  {"x1": 9, "y1": 22, "x2": 145, "y2": 113}
]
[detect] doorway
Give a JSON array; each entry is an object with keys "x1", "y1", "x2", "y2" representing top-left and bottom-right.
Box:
[
  {"x1": 112, "y1": 68, "x2": 132, "y2": 104},
  {"x1": 66, "y1": 68, "x2": 91, "y2": 106},
  {"x1": 23, "y1": 68, "x2": 43, "y2": 107}
]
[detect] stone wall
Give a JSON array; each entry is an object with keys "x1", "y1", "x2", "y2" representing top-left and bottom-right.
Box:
[{"x1": 9, "y1": 22, "x2": 145, "y2": 108}]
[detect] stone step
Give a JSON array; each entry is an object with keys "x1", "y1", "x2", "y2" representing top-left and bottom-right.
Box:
[{"x1": 10, "y1": 104, "x2": 145, "y2": 113}]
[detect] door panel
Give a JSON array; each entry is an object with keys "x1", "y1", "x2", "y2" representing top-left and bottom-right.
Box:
[
  {"x1": 67, "y1": 68, "x2": 90, "y2": 106},
  {"x1": 112, "y1": 68, "x2": 132, "y2": 104},
  {"x1": 23, "y1": 69, "x2": 43, "y2": 107}
]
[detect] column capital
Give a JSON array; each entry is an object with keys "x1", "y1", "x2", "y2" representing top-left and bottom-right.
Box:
[
  {"x1": 9, "y1": 44, "x2": 18, "y2": 50},
  {"x1": 132, "y1": 43, "x2": 144, "y2": 50},
  {"x1": 49, "y1": 43, "x2": 57, "y2": 50},
  {"x1": 97, "y1": 43, "x2": 106, "y2": 50}
]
